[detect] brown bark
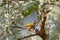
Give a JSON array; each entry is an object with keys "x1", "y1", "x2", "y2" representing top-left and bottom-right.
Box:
[{"x1": 38, "y1": 10, "x2": 50, "y2": 40}]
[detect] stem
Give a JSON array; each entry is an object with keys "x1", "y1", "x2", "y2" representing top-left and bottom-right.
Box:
[{"x1": 39, "y1": 10, "x2": 50, "y2": 40}]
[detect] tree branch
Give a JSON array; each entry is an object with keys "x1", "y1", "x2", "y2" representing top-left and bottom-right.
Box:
[
  {"x1": 39, "y1": 10, "x2": 50, "y2": 40},
  {"x1": 17, "y1": 34, "x2": 37, "y2": 40},
  {"x1": 12, "y1": 22, "x2": 26, "y2": 30},
  {"x1": 14, "y1": 26, "x2": 26, "y2": 30}
]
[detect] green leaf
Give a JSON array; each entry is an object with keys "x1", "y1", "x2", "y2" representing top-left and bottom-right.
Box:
[{"x1": 22, "y1": 1, "x2": 39, "y2": 17}]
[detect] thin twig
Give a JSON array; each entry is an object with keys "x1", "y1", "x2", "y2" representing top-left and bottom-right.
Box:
[{"x1": 17, "y1": 34, "x2": 37, "y2": 40}]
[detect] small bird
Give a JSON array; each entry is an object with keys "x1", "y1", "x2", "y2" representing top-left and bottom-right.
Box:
[
  {"x1": 24, "y1": 22, "x2": 35, "y2": 27},
  {"x1": 24, "y1": 22, "x2": 36, "y2": 31}
]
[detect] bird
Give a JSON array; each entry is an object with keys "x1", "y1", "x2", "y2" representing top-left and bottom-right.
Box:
[
  {"x1": 24, "y1": 21, "x2": 37, "y2": 31},
  {"x1": 24, "y1": 22, "x2": 36, "y2": 27}
]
